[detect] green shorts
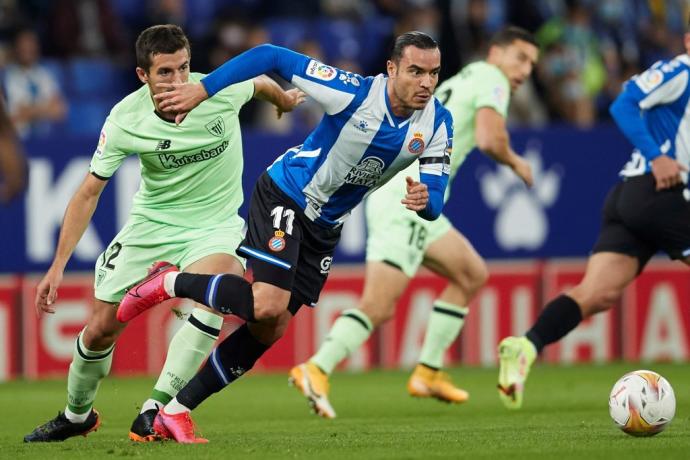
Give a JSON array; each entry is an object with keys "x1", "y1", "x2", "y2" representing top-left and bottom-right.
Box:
[
  {"x1": 365, "y1": 179, "x2": 451, "y2": 278},
  {"x1": 93, "y1": 215, "x2": 246, "y2": 303}
]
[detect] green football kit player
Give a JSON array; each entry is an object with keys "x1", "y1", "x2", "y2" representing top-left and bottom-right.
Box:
[
  {"x1": 24, "y1": 25, "x2": 304, "y2": 442},
  {"x1": 291, "y1": 27, "x2": 539, "y2": 418}
]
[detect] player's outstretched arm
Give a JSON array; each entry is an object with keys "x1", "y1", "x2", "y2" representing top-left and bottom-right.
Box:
[
  {"x1": 35, "y1": 173, "x2": 107, "y2": 315},
  {"x1": 252, "y1": 75, "x2": 306, "y2": 119},
  {"x1": 475, "y1": 107, "x2": 533, "y2": 187},
  {"x1": 156, "y1": 44, "x2": 306, "y2": 123}
]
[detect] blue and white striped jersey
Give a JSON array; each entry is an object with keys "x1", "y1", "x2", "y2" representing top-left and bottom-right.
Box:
[
  {"x1": 201, "y1": 45, "x2": 453, "y2": 227},
  {"x1": 610, "y1": 54, "x2": 690, "y2": 182}
]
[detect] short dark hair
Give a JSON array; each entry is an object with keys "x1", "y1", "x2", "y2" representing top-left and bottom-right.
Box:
[
  {"x1": 488, "y1": 26, "x2": 538, "y2": 49},
  {"x1": 390, "y1": 31, "x2": 439, "y2": 63},
  {"x1": 135, "y1": 24, "x2": 191, "y2": 72}
]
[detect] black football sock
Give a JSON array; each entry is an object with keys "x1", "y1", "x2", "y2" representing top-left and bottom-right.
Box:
[
  {"x1": 174, "y1": 273, "x2": 255, "y2": 321},
  {"x1": 525, "y1": 294, "x2": 583, "y2": 353},
  {"x1": 175, "y1": 324, "x2": 269, "y2": 410}
]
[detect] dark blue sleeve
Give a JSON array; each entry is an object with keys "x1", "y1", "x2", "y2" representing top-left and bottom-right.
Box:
[
  {"x1": 609, "y1": 83, "x2": 663, "y2": 161},
  {"x1": 201, "y1": 44, "x2": 306, "y2": 97},
  {"x1": 416, "y1": 172, "x2": 447, "y2": 221}
]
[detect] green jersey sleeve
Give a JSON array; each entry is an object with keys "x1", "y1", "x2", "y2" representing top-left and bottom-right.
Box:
[
  {"x1": 473, "y1": 65, "x2": 510, "y2": 117},
  {"x1": 89, "y1": 118, "x2": 134, "y2": 179},
  {"x1": 216, "y1": 78, "x2": 255, "y2": 112}
]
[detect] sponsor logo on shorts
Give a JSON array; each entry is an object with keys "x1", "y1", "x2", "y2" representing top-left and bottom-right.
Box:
[
  {"x1": 306, "y1": 59, "x2": 337, "y2": 81},
  {"x1": 268, "y1": 230, "x2": 286, "y2": 252},
  {"x1": 205, "y1": 116, "x2": 226, "y2": 137},
  {"x1": 158, "y1": 140, "x2": 229, "y2": 169},
  {"x1": 407, "y1": 133, "x2": 425, "y2": 155},
  {"x1": 319, "y1": 256, "x2": 333, "y2": 274},
  {"x1": 96, "y1": 268, "x2": 106, "y2": 287},
  {"x1": 344, "y1": 156, "x2": 384, "y2": 187}
]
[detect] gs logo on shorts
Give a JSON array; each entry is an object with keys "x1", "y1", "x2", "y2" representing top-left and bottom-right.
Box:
[{"x1": 319, "y1": 256, "x2": 333, "y2": 274}]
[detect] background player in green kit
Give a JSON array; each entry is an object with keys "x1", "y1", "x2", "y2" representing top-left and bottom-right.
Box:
[
  {"x1": 290, "y1": 27, "x2": 538, "y2": 418},
  {"x1": 24, "y1": 24, "x2": 304, "y2": 442}
]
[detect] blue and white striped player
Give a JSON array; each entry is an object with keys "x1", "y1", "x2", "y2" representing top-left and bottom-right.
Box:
[
  {"x1": 497, "y1": 32, "x2": 690, "y2": 410},
  {"x1": 117, "y1": 31, "x2": 452, "y2": 442}
]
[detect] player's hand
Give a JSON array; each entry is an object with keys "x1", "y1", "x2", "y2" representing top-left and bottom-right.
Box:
[
  {"x1": 35, "y1": 267, "x2": 63, "y2": 315},
  {"x1": 401, "y1": 176, "x2": 429, "y2": 211},
  {"x1": 511, "y1": 156, "x2": 534, "y2": 187},
  {"x1": 651, "y1": 156, "x2": 687, "y2": 191},
  {"x1": 154, "y1": 82, "x2": 209, "y2": 124},
  {"x1": 276, "y1": 89, "x2": 306, "y2": 119}
]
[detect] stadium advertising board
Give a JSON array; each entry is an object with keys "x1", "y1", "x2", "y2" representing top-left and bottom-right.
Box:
[{"x1": 6, "y1": 261, "x2": 690, "y2": 380}]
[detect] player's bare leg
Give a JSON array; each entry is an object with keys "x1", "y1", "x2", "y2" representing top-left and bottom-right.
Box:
[
  {"x1": 24, "y1": 299, "x2": 124, "y2": 442},
  {"x1": 130, "y1": 253, "x2": 242, "y2": 442},
  {"x1": 409, "y1": 228, "x2": 488, "y2": 403},
  {"x1": 291, "y1": 262, "x2": 409, "y2": 418},
  {"x1": 499, "y1": 252, "x2": 639, "y2": 409}
]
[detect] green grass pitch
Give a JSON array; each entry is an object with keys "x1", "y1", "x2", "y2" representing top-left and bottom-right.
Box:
[{"x1": 2, "y1": 363, "x2": 688, "y2": 459}]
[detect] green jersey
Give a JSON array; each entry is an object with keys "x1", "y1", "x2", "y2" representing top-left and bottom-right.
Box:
[
  {"x1": 435, "y1": 60, "x2": 510, "y2": 184},
  {"x1": 89, "y1": 73, "x2": 254, "y2": 228}
]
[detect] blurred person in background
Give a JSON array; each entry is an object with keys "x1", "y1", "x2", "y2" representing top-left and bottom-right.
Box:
[
  {"x1": 291, "y1": 26, "x2": 538, "y2": 418},
  {"x1": 2, "y1": 27, "x2": 67, "y2": 139},
  {"x1": 46, "y1": 0, "x2": 127, "y2": 59},
  {"x1": 497, "y1": 14, "x2": 690, "y2": 410},
  {"x1": 536, "y1": 0, "x2": 606, "y2": 127},
  {"x1": 0, "y1": 94, "x2": 26, "y2": 203}
]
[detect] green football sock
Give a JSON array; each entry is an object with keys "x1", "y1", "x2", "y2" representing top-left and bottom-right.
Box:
[
  {"x1": 311, "y1": 309, "x2": 373, "y2": 375},
  {"x1": 66, "y1": 329, "x2": 114, "y2": 415},
  {"x1": 418, "y1": 301, "x2": 468, "y2": 369},
  {"x1": 150, "y1": 308, "x2": 222, "y2": 404}
]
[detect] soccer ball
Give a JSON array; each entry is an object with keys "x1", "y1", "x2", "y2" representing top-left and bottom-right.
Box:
[{"x1": 608, "y1": 370, "x2": 676, "y2": 437}]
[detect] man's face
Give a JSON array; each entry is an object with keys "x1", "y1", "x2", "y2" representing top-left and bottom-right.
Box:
[
  {"x1": 490, "y1": 39, "x2": 539, "y2": 91},
  {"x1": 14, "y1": 31, "x2": 39, "y2": 67},
  {"x1": 137, "y1": 48, "x2": 190, "y2": 111},
  {"x1": 387, "y1": 46, "x2": 441, "y2": 111}
]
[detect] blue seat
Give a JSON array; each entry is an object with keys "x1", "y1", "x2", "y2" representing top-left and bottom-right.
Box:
[
  {"x1": 68, "y1": 59, "x2": 127, "y2": 98},
  {"x1": 265, "y1": 18, "x2": 309, "y2": 49},
  {"x1": 67, "y1": 99, "x2": 113, "y2": 136}
]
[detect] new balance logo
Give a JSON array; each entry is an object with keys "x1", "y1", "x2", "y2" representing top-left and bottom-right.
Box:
[{"x1": 156, "y1": 139, "x2": 171, "y2": 150}]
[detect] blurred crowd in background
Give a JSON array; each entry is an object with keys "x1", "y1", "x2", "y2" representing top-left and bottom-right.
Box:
[{"x1": 0, "y1": 0, "x2": 689, "y2": 140}]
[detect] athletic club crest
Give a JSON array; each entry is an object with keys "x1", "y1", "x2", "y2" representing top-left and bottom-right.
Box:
[
  {"x1": 268, "y1": 230, "x2": 286, "y2": 252},
  {"x1": 407, "y1": 133, "x2": 425, "y2": 155}
]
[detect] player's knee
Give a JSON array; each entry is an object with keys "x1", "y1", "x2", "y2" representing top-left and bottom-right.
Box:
[
  {"x1": 81, "y1": 321, "x2": 121, "y2": 350},
  {"x1": 467, "y1": 258, "x2": 489, "y2": 292},
  {"x1": 247, "y1": 312, "x2": 291, "y2": 345},
  {"x1": 570, "y1": 285, "x2": 621, "y2": 318},
  {"x1": 253, "y1": 299, "x2": 288, "y2": 321},
  {"x1": 359, "y1": 300, "x2": 394, "y2": 327},
  {"x1": 450, "y1": 258, "x2": 488, "y2": 298}
]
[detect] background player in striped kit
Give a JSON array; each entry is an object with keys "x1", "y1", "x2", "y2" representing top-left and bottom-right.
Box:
[
  {"x1": 118, "y1": 31, "x2": 453, "y2": 442},
  {"x1": 498, "y1": 20, "x2": 690, "y2": 410},
  {"x1": 24, "y1": 24, "x2": 304, "y2": 443},
  {"x1": 290, "y1": 26, "x2": 539, "y2": 418}
]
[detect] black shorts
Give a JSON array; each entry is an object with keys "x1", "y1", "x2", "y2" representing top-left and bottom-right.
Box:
[
  {"x1": 592, "y1": 174, "x2": 690, "y2": 270},
  {"x1": 238, "y1": 172, "x2": 342, "y2": 309}
]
